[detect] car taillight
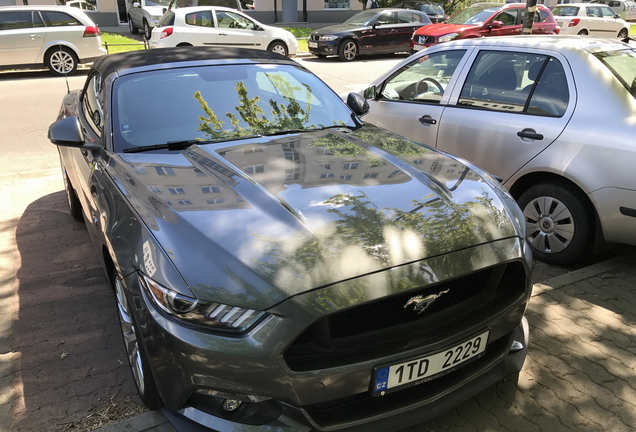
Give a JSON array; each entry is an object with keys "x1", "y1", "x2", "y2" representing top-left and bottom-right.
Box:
[
  {"x1": 568, "y1": 18, "x2": 580, "y2": 27},
  {"x1": 160, "y1": 27, "x2": 174, "y2": 39},
  {"x1": 83, "y1": 26, "x2": 100, "y2": 37}
]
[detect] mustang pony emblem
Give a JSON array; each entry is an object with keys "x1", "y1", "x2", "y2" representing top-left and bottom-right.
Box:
[{"x1": 404, "y1": 289, "x2": 450, "y2": 314}]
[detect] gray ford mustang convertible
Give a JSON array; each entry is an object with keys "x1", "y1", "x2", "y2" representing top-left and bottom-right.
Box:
[{"x1": 48, "y1": 47, "x2": 532, "y2": 431}]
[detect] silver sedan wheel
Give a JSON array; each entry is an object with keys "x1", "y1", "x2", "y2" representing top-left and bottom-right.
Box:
[
  {"x1": 523, "y1": 195, "x2": 574, "y2": 254},
  {"x1": 270, "y1": 43, "x2": 287, "y2": 56},
  {"x1": 115, "y1": 278, "x2": 145, "y2": 394},
  {"x1": 49, "y1": 50, "x2": 75, "y2": 75}
]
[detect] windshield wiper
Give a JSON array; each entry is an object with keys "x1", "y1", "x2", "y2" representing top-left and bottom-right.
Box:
[
  {"x1": 123, "y1": 135, "x2": 264, "y2": 153},
  {"x1": 262, "y1": 125, "x2": 355, "y2": 137}
]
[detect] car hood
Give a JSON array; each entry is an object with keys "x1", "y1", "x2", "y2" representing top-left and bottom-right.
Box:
[
  {"x1": 111, "y1": 126, "x2": 519, "y2": 310},
  {"x1": 312, "y1": 24, "x2": 364, "y2": 36},
  {"x1": 142, "y1": 5, "x2": 167, "y2": 16},
  {"x1": 416, "y1": 23, "x2": 476, "y2": 36}
]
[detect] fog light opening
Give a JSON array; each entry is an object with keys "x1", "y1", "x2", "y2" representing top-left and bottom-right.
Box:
[
  {"x1": 510, "y1": 340, "x2": 524, "y2": 352},
  {"x1": 222, "y1": 399, "x2": 242, "y2": 412}
]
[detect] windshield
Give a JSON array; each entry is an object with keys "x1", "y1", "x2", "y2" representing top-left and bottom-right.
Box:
[
  {"x1": 145, "y1": 0, "x2": 172, "y2": 6},
  {"x1": 420, "y1": 4, "x2": 444, "y2": 14},
  {"x1": 112, "y1": 64, "x2": 358, "y2": 152},
  {"x1": 551, "y1": 6, "x2": 580, "y2": 16},
  {"x1": 344, "y1": 10, "x2": 378, "y2": 25},
  {"x1": 594, "y1": 49, "x2": 636, "y2": 99},
  {"x1": 447, "y1": 4, "x2": 502, "y2": 24}
]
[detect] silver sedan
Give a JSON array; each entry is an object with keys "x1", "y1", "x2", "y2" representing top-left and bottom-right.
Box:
[{"x1": 355, "y1": 36, "x2": 636, "y2": 265}]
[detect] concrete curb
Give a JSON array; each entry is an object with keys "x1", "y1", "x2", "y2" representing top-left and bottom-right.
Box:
[{"x1": 94, "y1": 410, "x2": 174, "y2": 432}]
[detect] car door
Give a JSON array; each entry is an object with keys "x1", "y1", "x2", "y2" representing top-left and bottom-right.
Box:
[
  {"x1": 599, "y1": 5, "x2": 625, "y2": 33},
  {"x1": 364, "y1": 10, "x2": 398, "y2": 53},
  {"x1": 482, "y1": 8, "x2": 522, "y2": 37},
  {"x1": 392, "y1": 11, "x2": 426, "y2": 52},
  {"x1": 0, "y1": 10, "x2": 46, "y2": 66},
  {"x1": 182, "y1": 9, "x2": 218, "y2": 46},
  {"x1": 213, "y1": 10, "x2": 262, "y2": 49},
  {"x1": 435, "y1": 49, "x2": 575, "y2": 183},
  {"x1": 364, "y1": 49, "x2": 470, "y2": 149}
]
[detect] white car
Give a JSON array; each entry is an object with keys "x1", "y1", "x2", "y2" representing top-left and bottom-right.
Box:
[
  {"x1": 150, "y1": 6, "x2": 298, "y2": 56},
  {"x1": 66, "y1": 0, "x2": 97, "y2": 10},
  {"x1": 551, "y1": 3, "x2": 629, "y2": 36},
  {"x1": 127, "y1": 0, "x2": 172, "y2": 40},
  {"x1": 0, "y1": 5, "x2": 106, "y2": 75}
]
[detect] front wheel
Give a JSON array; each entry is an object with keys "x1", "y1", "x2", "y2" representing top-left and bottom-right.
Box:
[
  {"x1": 62, "y1": 166, "x2": 83, "y2": 221},
  {"x1": 129, "y1": 16, "x2": 139, "y2": 35},
  {"x1": 114, "y1": 272, "x2": 161, "y2": 409},
  {"x1": 338, "y1": 40, "x2": 358, "y2": 61},
  {"x1": 143, "y1": 20, "x2": 151, "y2": 40},
  {"x1": 577, "y1": 29, "x2": 588, "y2": 35},
  {"x1": 267, "y1": 41, "x2": 288, "y2": 57},
  {"x1": 517, "y1": 181, "x2": 594, "y2": 265},
  {"x1": 618, "y1": 28, "x2": 629, "y2": 38},
  {"x1": 45, "y1": 47, "x2": 78, "y2": 76}
]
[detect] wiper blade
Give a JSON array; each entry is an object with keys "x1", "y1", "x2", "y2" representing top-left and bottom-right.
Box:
[
  {"x1": 123, "y1": 140, "x2": 207, "y2": 154},
  {"x1": 122, "y1": 135, "x2": 264, "y2": 153},
  {"x1": 262, "y1": 125, "x2": 354, "y2": 137}
]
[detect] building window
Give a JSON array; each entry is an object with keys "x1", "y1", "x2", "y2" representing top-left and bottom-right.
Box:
[
  {"x1": 315, "y1": 146, "x2": 334, "y2": 155},
  {"x1": 193, "y1": 168, "x2": 206, "y2": 177},
  {"x1": 343, "y1": 162, "x2": 359, "y2": 170},
  {"x1": 201, "y1": 186, "x2": 221, "y2": 194},
  {"x1": 132, "y1": 166, "x2": 147, "y2": 174},
  {"x1": 364, "y1": 173, "x2": 378, "y2": 179},
  {"x1": 244, "y1": 165, "x2": 264, "y2": 174},
  {"x1": 168, "y1": 187, "x2": 186, "y2": 195},
  {"x1": 178, "y1": 200, "x2": 193, "y2": 205},
  {"x1": 324, "y1": 0, "x2": 350, "y2": 9},
  {"x1": 340, "y1": 174, "x2": 352, "y2": 180},
  {"x1": 388, "y1": 170, "x2": 402, "y2": 178},
  {"x1": 321, "y1": 173, "x2": 334, "y2": 179},
  {"x1": 412, "y1": 159, "x2": 423, "y2": 165},
  {"x1": 149, "y1": 186, "x2": 162, "y2": 194},
  {"x1": 155, "y1": 166, "x2": 176, "y2": 176},
  {"x1": 320, "y1": 163, "x2": 331, "y2": 170},
  {"x1": 207, "y1": 198, "x2": 224, "y2": 204},
  {"x1": 286, "y1": 167, "x2": 301, "y2": 181}
]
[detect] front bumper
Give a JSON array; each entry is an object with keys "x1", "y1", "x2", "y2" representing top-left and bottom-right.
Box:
[
  {"x1": 125, "y1": 237, "x2": 532, "y2": 431},
  {"x1": 308, "y1": 40, "x2": 340, "y2": 57}
]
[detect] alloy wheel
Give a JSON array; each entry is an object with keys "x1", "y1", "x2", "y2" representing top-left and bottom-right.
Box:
[
  {"x1": 115, "y1": 278, "x2": 145, "y2": 394},
  {"x1": 49, "y1": 50, "x2": 75, "y2": 75},
  {"x1": 523, "y1": 195, "x2": 574, "y2": 254}
]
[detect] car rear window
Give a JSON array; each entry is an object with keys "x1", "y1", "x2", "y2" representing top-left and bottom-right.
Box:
[
  {"x1": 552, "y1": 6, "x2": 580, "y2": 16},
  {"x1": 157, "y1": 11, "x2": 175, "y2": 26},
  {"x1": 594, "y1": 49, "x2": 636, "y2": 99},
  {"x1": 40, "y1": 11, "x2": 82, "y2": 27}
]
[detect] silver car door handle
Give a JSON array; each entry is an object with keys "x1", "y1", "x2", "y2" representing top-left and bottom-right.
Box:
[
  {"x1": 418, "y1": 115, "x2": 437, "y2": 125},
  {"x1": 30, "y1": 34, "x2": 41, "y2": 39},
  {"x1": 517, "y1": 130, "x2": 544, "y2": 140},
  {"x1": 219, "y1": 32, "x2": 228, "y2": 36}
]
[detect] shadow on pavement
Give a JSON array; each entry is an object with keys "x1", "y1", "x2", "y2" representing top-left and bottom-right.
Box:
[{"x1": 11, "y1": 190, "x2": 140, "y2": 431}]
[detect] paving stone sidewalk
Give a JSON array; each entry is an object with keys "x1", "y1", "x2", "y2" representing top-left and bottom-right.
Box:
[{"x1": 2, "y1": 173, "x2": 635, "y2": 432}]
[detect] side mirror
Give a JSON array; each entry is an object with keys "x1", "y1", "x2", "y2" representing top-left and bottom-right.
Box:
[
  {"x1": 48, "y1": 116, "x2": 92, "y2": 148},
  {"x1": 363, "y1": 85, "x2": 377, "y2": 99},
  {"x1": 347, "y1": 92, "x2": 370, "y2": 116},
  {"x1": 489, "y1": 20, "x2": 504, "y2": 29}
]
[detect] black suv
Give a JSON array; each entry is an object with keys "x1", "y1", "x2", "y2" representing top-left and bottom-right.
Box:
[{"x1": 395, "y1": 1, "x2": 447, "y2": 22}]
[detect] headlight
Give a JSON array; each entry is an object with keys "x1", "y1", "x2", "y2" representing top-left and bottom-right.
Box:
[
  {"x1": 139, "y1": 274, "x2": 268, "y2": 334},
  {"x1": 438, "y1": 33, "x2": 460, "y2": 42},
  {"x1": 320, "y1": 34, "x2": 339, "y2": 41}
]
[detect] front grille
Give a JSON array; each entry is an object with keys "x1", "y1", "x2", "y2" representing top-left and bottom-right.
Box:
[
  {"x1": 283, "y1": 262, "x2": 526, "y2": 371},
  {"x1": 416, "y1": 35, "x2": 435, "y2": 44}
]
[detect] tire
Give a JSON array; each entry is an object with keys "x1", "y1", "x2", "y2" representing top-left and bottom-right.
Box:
[
  {"x1": 129, "y1": 16, "x2": 139, "y2": 35},
  {"x1": 517, "y1": 181, "x2": 594, "y2": 265},
  {"x1": 618, "y1": 28, "x2": 629, "y2": 38},
  {"x1": 62, "y1": 167, "x2": 83, "y2": 221},
  {"x1": 176, "y1": 43, "x2": 193, "y2": 47},
  {"x1": 143, "y1": 20, "x2": 151, "y2": 40},
  {"x1": 114, "y1": 272, "x2": 161, "y2": 409},
  {"x1": 577, "y1": 29, "x2": 588, "y2": 35},
  {"x1": 267, "y1": 41, "x2": 288, "y2": 57},
  {"x1": 45, "y1": 47, "x2": 77, "y2": 76},
  {"x1": 338, "y1": 39, "x2": 358, "y2": 61}
]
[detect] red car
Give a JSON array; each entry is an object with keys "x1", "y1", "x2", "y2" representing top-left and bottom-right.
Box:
[{"x1": 410, "y1": 2, "x2": 559, "y2": 52}]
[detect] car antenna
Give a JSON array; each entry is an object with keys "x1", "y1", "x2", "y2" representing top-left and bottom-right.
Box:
[{"x1": 59, "y1": 43, "x2": 71, "y2": 94}]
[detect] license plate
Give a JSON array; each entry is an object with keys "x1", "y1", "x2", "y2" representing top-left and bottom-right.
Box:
[
  {"x1": 413, "y1": 44, "x2": 424, "y2": 51},
  {"x1": 308, "y1": 41, "x2": 318, "y2": 48},
  {"x1": 372, "y1": 330, "x2": 489, "y2": 395}
]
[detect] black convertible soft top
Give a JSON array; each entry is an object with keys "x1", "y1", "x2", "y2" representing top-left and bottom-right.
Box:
[{"x1": 92, "y1": 46, "x2": 292, "y2": 78}]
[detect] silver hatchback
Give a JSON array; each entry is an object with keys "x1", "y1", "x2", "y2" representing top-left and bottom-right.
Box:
[{"x1": 356, "y1": 36, "x2": 636, "y2": 265}]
